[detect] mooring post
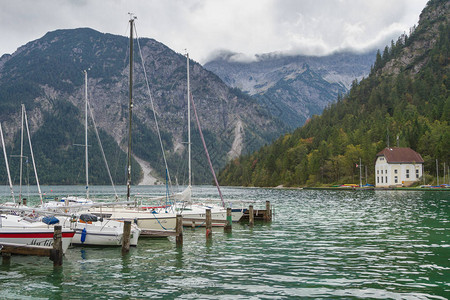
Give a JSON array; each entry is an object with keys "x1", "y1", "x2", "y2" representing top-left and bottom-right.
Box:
[
  {"x1": 176, "y1": 214, "x2": 183, "y2": 247},
  {"x1": 1, "y1": 252, "x2": 11, "y2": 265},
  {"x1": 264, "y1": 200, "x2": 272, "y2": 222},
  {"x1": 206, "y1": 209, "x2": 212, "y2": 239},
  {"x1": 191, "y1": 220, "x2": 196, "y2": 229},
  {"x1": 122, "y1": 221, "x2": 131, "y2": 255},
  {"x1": 249, "y1": 205, "x2": 254, "y2": 227},
  {"x1": 22, "y1": 198, "x2": 27, "y2": 206},
  {"x1": 224, "y1": 207, "x2": 232, "y2": 233},
  {"x1": 52, "y1": 225, "x2": 63, "y2": 267}
]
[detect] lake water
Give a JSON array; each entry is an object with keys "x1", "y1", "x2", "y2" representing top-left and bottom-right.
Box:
[{"x1": 0, "y1": 186, "x2": 449, "y2": 299}]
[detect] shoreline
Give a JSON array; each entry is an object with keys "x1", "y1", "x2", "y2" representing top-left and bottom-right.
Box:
[{"x1": 302, "y1": 186, "x2": 450, "y2": 192}]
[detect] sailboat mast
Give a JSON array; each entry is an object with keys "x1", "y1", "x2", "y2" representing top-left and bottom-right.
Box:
[
  {"x1": 24, "y1": 106, "x2": 43, "y2": 205},
  {"x1": 187, "y1": 53, "x2": 191, "y2": 187},
  {"x1": 19, "y1": 104, "x2": 24, "y2": 202},
  {"x1": 84, "y1": 70, "x2": 89, "y2": 200},
  {"x1": 127, "y1": 16, "x2": 135, "y2": 203},
  {"x1": 0, "y1": 123, "x2": 15, "y2": 203}
]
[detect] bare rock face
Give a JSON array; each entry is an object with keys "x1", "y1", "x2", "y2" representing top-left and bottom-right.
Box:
[
  {"x1": 204, "y1": 51, "x2": 375, "y2": 129},
  {"x1": 381, "y1": 0, "x2": 449, "y2": 76}
]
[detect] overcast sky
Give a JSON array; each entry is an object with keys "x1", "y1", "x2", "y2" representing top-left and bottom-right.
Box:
[{"x1": 0, "y1": 0, "x2": 429, "y2": 63}]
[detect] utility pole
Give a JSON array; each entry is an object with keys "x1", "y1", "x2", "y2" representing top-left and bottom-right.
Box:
[
  {"x1": 365, "y1": 165, "x2": 368, "y2": 185},
  {"x1": 436, "y1": 159, "x2": 439, "y2": 186},
  {"x1": 423, "y1": 164, "x2": 425, "y2": 185},
  {"x1": 443, "y1": 162, "x2": 446, "y2": 186},
  {"x1": 359, "y1": 158, "x2": 362, "y2": 188}
]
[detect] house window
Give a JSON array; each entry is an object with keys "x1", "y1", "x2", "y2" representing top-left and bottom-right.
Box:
[
  {"x1": 377, "y1": 177, "x2": 379, "y2": 183},
  {"x1": 380, "y1": 157, "x2": 384, "y2": 161},
  {"x1": 416, "y1": 169, "x2": 419, "y2": 179},
  {"x1": 386, "y1": 176, "x2": 387, "y2": 183},
  {"x1": 377, "y1": 170, "x2": 379, "y2": 174},
  {"x1": 395, "y1": 176, "x2": 398, "y2": 183},
  {"x1": 406, "y1": 169, "x2": 410, "y2": 179},
  {"x1": 394, "y1": 169, "x2": 398, "y2": 174},
  {"x1": 381, "y1": 177, "x2": 383, "y2": 183}
]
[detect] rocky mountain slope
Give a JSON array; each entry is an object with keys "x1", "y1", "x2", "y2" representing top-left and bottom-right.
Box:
[
  {"x1": 204, "y1": 51, "x2": 375, "y2": 128},
  {"x1": 0, "y1": 28, "x2": 284, "y2": 185}
]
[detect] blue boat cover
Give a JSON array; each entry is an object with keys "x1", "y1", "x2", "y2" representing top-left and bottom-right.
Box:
[{"x1": 42, "y1": 215, "x2": 60, "y2": 225}]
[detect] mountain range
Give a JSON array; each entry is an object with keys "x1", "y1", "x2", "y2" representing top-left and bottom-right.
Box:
[
  {"x1": 204, "y1": 51, "x2": 375, "y2": 128},
  {"x1": 0, "y1": 27, "x2": 283, "y2": 185},
  {"x1": 1, "y1": 6, "x2": 421, "y2": 186}
]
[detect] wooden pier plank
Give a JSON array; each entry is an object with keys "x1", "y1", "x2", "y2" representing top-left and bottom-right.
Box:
[
  {"x1": 0, "y1": 242, "x2": 53, "y2": 257},
  {"x1": 140, "y1": 230, "x2": 178, "y2": 237}
]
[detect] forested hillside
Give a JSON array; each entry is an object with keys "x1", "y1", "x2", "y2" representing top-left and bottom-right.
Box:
[{"x1": 218, "y1": 0, "x2": 449, "y2": 187}]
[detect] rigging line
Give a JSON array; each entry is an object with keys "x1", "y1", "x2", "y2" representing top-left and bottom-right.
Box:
[
  {"x1": 134, "y1": 26, "x2": 173, "y2": 192},
  {"x1": 23, "y1": 106, "x2": 43, "y2": 205},
  {"x1": 0, "y1": 123, "x2": 15, "y2": 203},
  {"x1": 189, "y1": 93, "x2": 225, "y2": 208},
  {"x1": 87, "y1": 100, "x2": 119, "y2": 199},
  {"x1": 151, "y1": 213, "x2": 168, "y2": 231}
]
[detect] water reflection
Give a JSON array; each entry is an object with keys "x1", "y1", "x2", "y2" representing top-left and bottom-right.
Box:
[{"x1": 175, "y1": 247, "x2": 183, "y2": 269}]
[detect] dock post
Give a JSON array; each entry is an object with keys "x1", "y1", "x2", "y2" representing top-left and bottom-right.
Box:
[
  {"x1": 224, "y1": 207, "x2": 232, "y2": 233},
  {"x1": 176, "y1": 214, "x2": 183, "y2": 247},
  {"x1": 249, "y1": 205, "x2": 254, "y2": 227},
  {"x1": 52, "y1": 225, "x2": 63, "y2": 267},
  {"x1": 2, "y1": 252, "x2": 11, "y2": 265},
  {"x1": 206, "y1": 209, "x2": 212, "y2": 239},
  {"x1": 122, "y1": 221, "x2": 131, "y2": 255},
  {"x1": 22, "y1": 198, "x2": 27, "y2": 206},
  {"x1": 191, "y1": 221, "x2": 196, "y2": 229},
  {"x1": 264, "y1": 201, "x2": 272, "y2": 222}
]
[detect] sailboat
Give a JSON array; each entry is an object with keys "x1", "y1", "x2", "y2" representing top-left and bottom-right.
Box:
[
  {"x1": 80, "y1": 15, "x2": 177, "y2": 237},
  {"x1": 0, "y1": 214, "x2": 75, "y2": 254},
  {"x1": 42, "y1": 70, "x2": 93, "y2": 210},
  {"x1": 0, "y1": 122, "x2": 75, "y2": 253},
  {"x1": 172, "y1": 53, "x2": 244, "y2": 226},
  {"x1": 37, "y1": 71, "x2": 141, "y2": 246}
]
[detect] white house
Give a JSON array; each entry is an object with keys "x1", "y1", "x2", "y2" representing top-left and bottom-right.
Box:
[{"x1": 375, "y1": 147, "x2": 424, "y2": 187}]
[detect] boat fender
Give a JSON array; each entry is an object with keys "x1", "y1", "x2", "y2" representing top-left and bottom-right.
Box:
[{"x1": 81, "y1": 228, "x2": 87, "y2": 243}]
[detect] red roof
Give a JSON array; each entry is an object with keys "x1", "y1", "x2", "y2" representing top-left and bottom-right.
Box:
[{"x1": 376, "y1": 147, "x2": 424, "y2": 163}]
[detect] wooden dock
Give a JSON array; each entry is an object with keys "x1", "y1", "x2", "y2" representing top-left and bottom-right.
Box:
[
  {"x1": 0, "y1": 242, "x2": 54, "y2": 257},
  {"x1": 140, "y1": 230, "x2": 178, "y2": 237},
  {"x1": 139, "y1": 215, "x2": 184, "y2": 240},
  {"x1": 238, "y1": 201, "x2": 273, "y2": 222},
  {"x1": 1, "y1": 225, "x2": 64, "y2": 266},
  {"x1": 239, "y1": 209, "x2": 267, "y2": 221}
]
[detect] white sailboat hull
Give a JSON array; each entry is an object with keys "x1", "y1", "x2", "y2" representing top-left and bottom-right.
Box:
[
  {"x1": 81, "y1": 207, "x2": 177, "y2": 237},
  {"x1": 0, "y1": 228, "x2": 74, "y2": 253},
  {"x1": 57, "y1": 216, "x2": 141, "y2": 247},
  {"x1": 179, "y1": 204, "x2": 244, "y2": 227},
  {"x1": 0, "y1": 215, "x2": 74, "y2": 253}
]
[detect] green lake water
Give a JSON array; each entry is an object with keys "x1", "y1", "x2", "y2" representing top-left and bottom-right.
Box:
[{"x1": 0, "y1": 186, "x2": 449, "y2": 299}]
